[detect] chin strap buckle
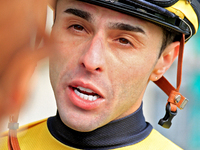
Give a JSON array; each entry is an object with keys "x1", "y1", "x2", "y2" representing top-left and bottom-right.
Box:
[
  {"x1": 158, "y1": 103, "x2": 177, "y2": 129},
  {"x1": 158, "y1": 90, "x2": 189, "y2": 129}
]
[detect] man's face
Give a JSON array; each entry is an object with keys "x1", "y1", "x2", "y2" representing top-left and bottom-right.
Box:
[{"x1": 50, "y1": 0, "x2": 163, "y2": 132}]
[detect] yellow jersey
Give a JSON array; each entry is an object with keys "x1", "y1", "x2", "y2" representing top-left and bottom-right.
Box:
[{"x1": 0, "y1": 118, "x2": 182, "y2": 150}]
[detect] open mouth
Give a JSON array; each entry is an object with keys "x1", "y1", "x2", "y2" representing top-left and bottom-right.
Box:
[{"x1": 72, "y1": 86, "x2": 101, "y2": 101}]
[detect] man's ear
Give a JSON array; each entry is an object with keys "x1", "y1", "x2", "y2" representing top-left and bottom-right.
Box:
[{"x1": 150, "y1": 41, "x2": 180, "y2": 81}]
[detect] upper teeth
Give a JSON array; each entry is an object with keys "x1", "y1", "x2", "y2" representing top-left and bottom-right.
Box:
[
  {"x1": 74, "y1": 86, "x2": 100, "y2": 101},
  {"x1": 77, "y1": 86, "x2": 94, "y2": 93}
]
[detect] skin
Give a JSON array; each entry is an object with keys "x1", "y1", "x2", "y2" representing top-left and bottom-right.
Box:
[{"x1": 50, "y1": 0, "x2": 180, "y2": 132}]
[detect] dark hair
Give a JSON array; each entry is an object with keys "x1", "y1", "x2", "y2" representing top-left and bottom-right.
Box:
[{"x1": 159, "y1": 28, "x2": 181, "y2": 57}]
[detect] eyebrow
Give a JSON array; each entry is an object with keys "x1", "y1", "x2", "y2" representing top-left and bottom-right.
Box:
[
  {"x1": 64, "y1": 8, "x2": 92, "y2": 22},
  {"x1": 109, "y1": 23, "x2": 145, "y2": 34},
  {"x1": 64, "y1": 8, "x2": 145, "y2": 34}
]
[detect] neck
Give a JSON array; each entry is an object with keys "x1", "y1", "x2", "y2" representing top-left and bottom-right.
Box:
[{"x1": 47, "y1": 104, "x2": 152, "y2": 149}]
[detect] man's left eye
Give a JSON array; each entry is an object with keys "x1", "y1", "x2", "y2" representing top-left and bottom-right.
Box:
[{"x1": 118, "y1": 38, "x2": 131, "y2": 45}]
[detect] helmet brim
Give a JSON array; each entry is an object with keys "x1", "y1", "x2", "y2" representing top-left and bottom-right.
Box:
[{"x1": 79, "y1": 0, "x2": 190, "y2": 36}]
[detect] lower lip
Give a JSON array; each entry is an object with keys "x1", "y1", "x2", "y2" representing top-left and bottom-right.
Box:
[{"x1": 67, "y1": 87, "x2": 105, "y2": 110}]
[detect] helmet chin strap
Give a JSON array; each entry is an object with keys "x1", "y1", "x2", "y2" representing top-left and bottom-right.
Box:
[{"x1": 154, "y1": 34, "x2": 189, "y2": 129}]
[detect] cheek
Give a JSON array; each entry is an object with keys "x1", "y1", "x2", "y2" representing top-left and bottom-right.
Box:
[
  {"x1": 49, "y1": 37, "x2": 84, "y2": 91},
  {"x1": 108, "y1": 53, "x2": 157, "y2": 100},
  {"x1": 49, "y1": 40, "x2": 73, "y2": 87}
]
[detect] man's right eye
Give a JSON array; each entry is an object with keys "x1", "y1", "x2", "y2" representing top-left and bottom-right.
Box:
[{"x1": 70, "y1": 24, "x2": 84, "y2": 31}]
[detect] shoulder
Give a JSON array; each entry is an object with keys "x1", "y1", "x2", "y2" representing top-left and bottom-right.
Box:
[
  {"x1": 116, "y1": 129, "x2": 183, "y2": 150},
  {"x1": 1, "y1": 118, "x2": 47, "y2": 138},
  {"x1": 0, "y1": 119, "x2": 47, "y2": 150},
  {"x1": 1, "y1": 118, "x2": 47, "y2": 134},
  {"x1": 0, "y1": 118, "x2": 77, "y2": 150},
  {"x1": 142, "y1": 129, "x2": 183, "y2": 149}
]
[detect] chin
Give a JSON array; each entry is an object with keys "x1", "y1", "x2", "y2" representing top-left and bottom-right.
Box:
[
  {"x1": 65, "y1": 120, "x2": 100, "y2": 132},
  {"x1": 58, "y1": 112, "x2": 99, "y2": 132}
]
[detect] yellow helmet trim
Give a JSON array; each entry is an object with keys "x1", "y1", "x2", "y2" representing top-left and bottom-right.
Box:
[{"x1": 166, "y1": 0, "x2": 198, "y2": 34}]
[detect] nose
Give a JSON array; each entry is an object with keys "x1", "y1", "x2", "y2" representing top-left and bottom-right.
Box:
[{"x1": 79, "y1": 35, "x2": 106, "y2": 73}]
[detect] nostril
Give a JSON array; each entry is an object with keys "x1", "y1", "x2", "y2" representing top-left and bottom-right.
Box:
[
  {"x1": 82, "y1": 63, "x2": 85, "y2": 68},
  {"x1": 95, "y1": 68, "x2": 100, "y2": 71},
  {"x1": 82, "y1": 62, "x2": 101, "y2": 72}
]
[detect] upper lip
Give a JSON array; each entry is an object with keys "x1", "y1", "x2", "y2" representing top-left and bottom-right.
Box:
[{"x1": 69, "y1": 80, "x2": 104, "y2": 98}]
